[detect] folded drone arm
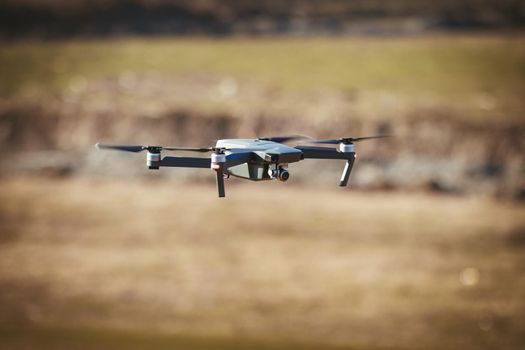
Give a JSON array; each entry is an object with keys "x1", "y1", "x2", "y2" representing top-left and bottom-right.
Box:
[
  {"x1": 295, "y1": 146, "x2": 356, "y2": 187},
  {"x1": 159, "y1": 156, "x2": 211, "y2": 168},
  {"x1": 159, "y1": 151, "x2": 253, "y2": 169},
  {"x1": 295, "y1": 146, "x2": 353, "y2": 160}
]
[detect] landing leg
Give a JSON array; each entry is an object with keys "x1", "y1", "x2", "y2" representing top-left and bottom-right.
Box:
[
  {"x1": 215, "y1": 165, "x2": 226, "y2": 197},
  {"x1": 339, "y1": 155, "x2": 355, "y2": 187}
]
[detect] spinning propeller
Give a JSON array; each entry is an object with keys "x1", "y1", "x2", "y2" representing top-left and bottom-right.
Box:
[
  {"x1": 258, "y1": 134, "x2": 313, "y2": 143},
  {"x1": 95, "y1": 143, "x2": 228, "y2": 153},
  {"x1": 310, "y1": 135, "x2": 389, "y2": 145}
]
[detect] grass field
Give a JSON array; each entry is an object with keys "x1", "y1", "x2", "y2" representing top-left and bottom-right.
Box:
[
  {"x1": 0, "y1": 177, "x2": 524, "y2": 349},
  {"x1": 1, "y1": 34, "x2": 524, "y2": 121}
]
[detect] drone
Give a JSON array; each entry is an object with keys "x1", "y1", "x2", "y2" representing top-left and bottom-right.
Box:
[{"x1": 95, "y1": 135, "x2": 386, "y2": 197}]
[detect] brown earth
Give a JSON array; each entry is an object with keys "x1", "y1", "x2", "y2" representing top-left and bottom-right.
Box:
[{"x1": 0, "y1": 177, "x2": 524, "y2": 349}]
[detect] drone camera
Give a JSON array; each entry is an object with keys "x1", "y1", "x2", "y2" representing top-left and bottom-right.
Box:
[
  {"x1": 268, "y1": 166, "x2": 289, "y2": 181},
  {"x1": 278, "y1": 169, "x2": 290, "y2": 182},
  {"x1": 147, "y1": 151, "x2": 161, "y2": 169}
]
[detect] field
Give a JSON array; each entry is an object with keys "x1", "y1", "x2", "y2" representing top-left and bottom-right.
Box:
[
  {"x1": 1, "y1": 34, "x2": 524, "y2": 122},
  {"x1": 1, "y1": 177, "x2": 524, "y2": 349},
  {"x1": 1, "y1": 30, "x2": 524, "y2": 349}
]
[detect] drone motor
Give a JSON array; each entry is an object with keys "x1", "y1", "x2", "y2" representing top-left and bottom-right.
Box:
[
  {"x1": 339, "y1": 143, "x2": 354, "y2": 153},
  {"x1": 147, "y1": 151, "x2": 161, "y2": 169},
  {"x1": 210, "y1": 152, "x2": 226, "y2": 171}
]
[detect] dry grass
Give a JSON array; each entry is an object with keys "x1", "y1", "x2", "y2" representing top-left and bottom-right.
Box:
[{"x1": 0, "y1": 177, "x2": 524, "y2": 349}]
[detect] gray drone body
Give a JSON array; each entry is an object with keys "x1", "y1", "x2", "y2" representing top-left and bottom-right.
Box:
[
  {"x1": 96, "y1": 135, "x2": 386, "y2": 197},
  {"x1": 216, "y1": 139, "x2": 302, "y2": 181}
]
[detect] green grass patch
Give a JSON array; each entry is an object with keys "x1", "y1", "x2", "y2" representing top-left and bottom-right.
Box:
[
  {"x1": 0, "y1": 325, "x2": 362, "y2": 350},
  {"x1": 1, "y1": 34, "x2": 524, "y2": 100}
]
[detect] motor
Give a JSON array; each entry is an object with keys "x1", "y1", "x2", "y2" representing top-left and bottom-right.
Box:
[{"x1": 147, "y1": 151, "x2": 161, "y2": 169}]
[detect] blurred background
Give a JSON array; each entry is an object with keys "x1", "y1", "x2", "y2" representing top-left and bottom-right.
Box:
[{"x1": 0, "y1": 1, "x2": 524, "y2": 349}]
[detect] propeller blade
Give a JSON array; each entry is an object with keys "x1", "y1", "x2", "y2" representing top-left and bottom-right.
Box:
[
  {"x1": 96, "y1": 144, "x2": 230, "y2": 153},
  {"x1": 350, "y1": 135, "x2": 390, "y2": 142},
  {"x1": 311, "y1": 135, "x2": 389, "y2": 144},
  {"x1": 95, "y1": 143, "x2": 146, "y2": 152},
  {"x1": 258, "y1": 134, "x2": 313, "y2": 144}
]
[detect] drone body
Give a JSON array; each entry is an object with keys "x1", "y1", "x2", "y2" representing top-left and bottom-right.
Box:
[
  {"x1": 96, "y1": 135, "x2": 386, "y2": 197},
  {"x1": 215, "y1": 139, "x2": 302, "y2": 181}
]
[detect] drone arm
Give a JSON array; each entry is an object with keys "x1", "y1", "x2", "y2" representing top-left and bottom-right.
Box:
[
  {"x1": 159, "y1": 156, "x2": 211, "y2": 168},
  {"x1": 295, "y1": 146, "x2": 356, "y2": 187},
  {"x1": 159, "y1": 152, "x2": 253, "y2": 169},
  {"x1": 295, "y1": 146, "x2": 353, "y2": 160}
]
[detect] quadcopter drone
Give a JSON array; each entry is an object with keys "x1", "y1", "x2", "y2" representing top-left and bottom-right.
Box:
[{"x1": 96, "y1": 135, "x2": 386, "y2": 197}]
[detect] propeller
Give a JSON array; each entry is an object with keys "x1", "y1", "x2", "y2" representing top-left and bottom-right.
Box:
[
  {"x1": 258, "y1": 134, "x2": 313, "y2": 143},
  {"x1": 95, "y1": 143, "x2": 228, "y2": 153},
  {"x1": 95, "y1": 144, "x2": 151, "y2": 152},
  {"x1": 310, "y1": 135, "x2": 389, "y2": 145}
]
